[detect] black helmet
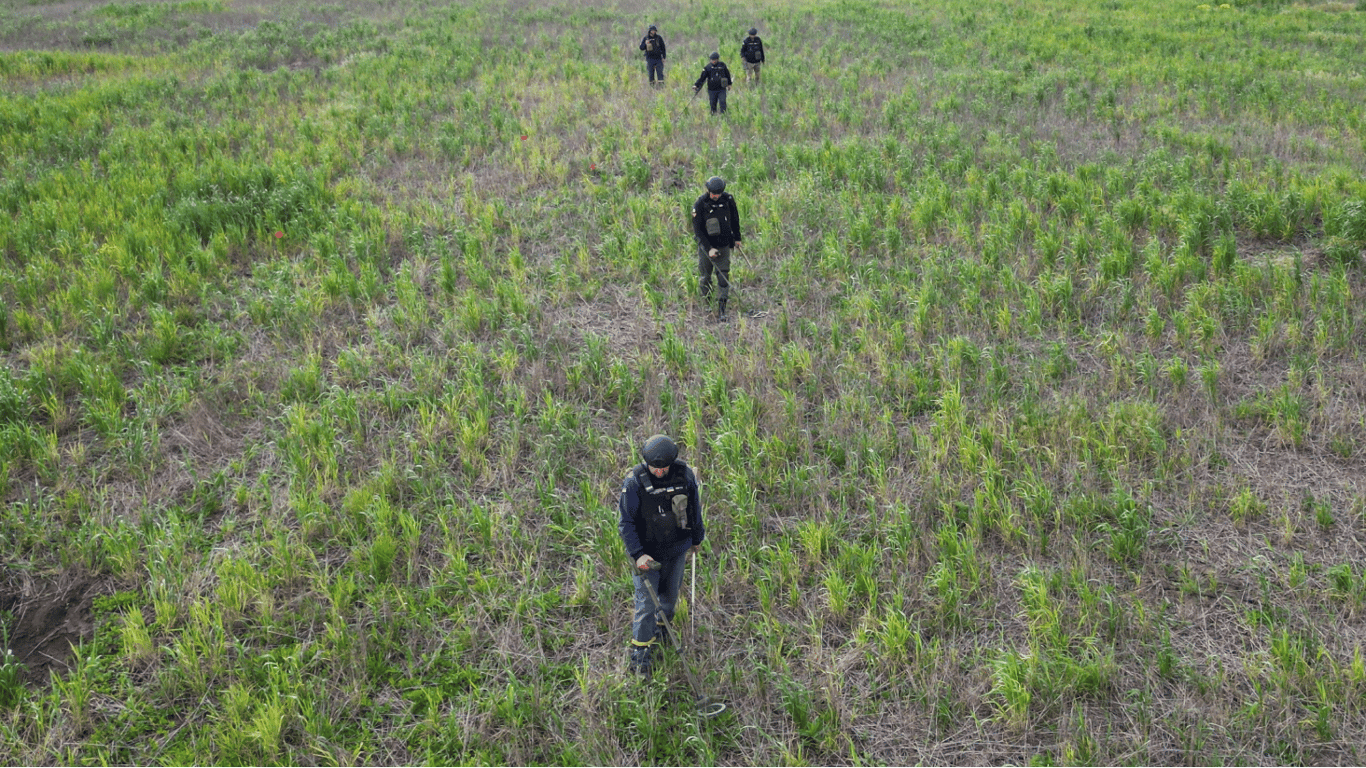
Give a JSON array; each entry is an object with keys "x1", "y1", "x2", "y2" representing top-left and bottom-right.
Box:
[
  {"x1": 641, "y1": 434, "x2": 678, "y2": 468},
  {"x1": 648, "y1": 24, "x2": 657, "y2": 31},
  {"x1": 748, "y1": 27, "x2": 758, "y2": 35},
  {"x1": 705, "y1": 176, "x2": 725, "y2": 193},
  {"x1": 709, "y1": 51, "x2": 720, "y2": 60}
]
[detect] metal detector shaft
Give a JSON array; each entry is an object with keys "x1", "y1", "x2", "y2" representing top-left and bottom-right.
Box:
[
  {"x1": 638, "y1": 560, "x2": 682, "y2": 652},
  {"x1": 690, "y1": 553, "x2": 696, "y2": 639},
  {"x1": 635, "y1": 559, "x2": 725, "y2": 716}
]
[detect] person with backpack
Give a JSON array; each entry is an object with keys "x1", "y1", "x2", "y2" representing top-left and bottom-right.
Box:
[
  {"x1": 618, "y1": 435, "x2": 705, "y2": 678},
  {"x1": 740, "y1": 27, "x2": 765, "y2": 84},
  {"x1": 691, "y1": 176, "x2": 742, "y2": 321},
  {"x1": 692, "y1": 52, "x2": 733, "y2": 114},
  {"x1": 639, "y1": 25, "x2": 667, "y2": 87}
]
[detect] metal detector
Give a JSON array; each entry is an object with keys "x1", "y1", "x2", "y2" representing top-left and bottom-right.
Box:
[
  {"x1": 638, "y1": 559, "x2": 727, "y2": 718},
  {"x1": 700, "y1": 243, "x2": 769, "y2": 321}
]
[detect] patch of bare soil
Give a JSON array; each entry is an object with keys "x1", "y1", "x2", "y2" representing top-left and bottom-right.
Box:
[
  {"x1": 0, "y1": 570, "x2": 110, "y2": 687},
  {"x1": 543, "y1": 284, "x2": 659, "y2": 361}
]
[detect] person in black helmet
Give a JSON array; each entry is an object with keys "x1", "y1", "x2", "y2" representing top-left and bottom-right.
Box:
[
  {"x1": 740, "y1": 27, "x2": 765, "y2": 84},
  {"x1": 692, "y1": 176, "x2": 742, "y2": 320},
  {"x1": 639, "y1": 24, "x2": 667, "y2": 87},
  {"x1": 618, "y1": 434, "x2": 705, "y2": 678},
  {"x1": 692, "y1": 51, "x2": 733, "y2": 114}
]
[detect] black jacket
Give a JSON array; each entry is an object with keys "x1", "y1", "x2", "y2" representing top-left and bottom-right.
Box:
[
  {"x1": 639, "y1": 33, "x2": 666, "y2": 59},
  {"x1": 692, "y1": 191, "x2": 742, "y2": 249},
  {"x1": 741, "y1": 36, "x2": 765, "y2": 63},
  {"x1": 693, "y1": 61, "x2": 733, "y2": 92}
]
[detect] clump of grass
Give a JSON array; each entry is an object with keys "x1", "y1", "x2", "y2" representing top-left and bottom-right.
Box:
[
  {"x1": 1229, "y1": 486, "x2": 1267, "y2": 524},
  {"x1": 0, "y1": 645, "x2": 23, "y2": 709}
]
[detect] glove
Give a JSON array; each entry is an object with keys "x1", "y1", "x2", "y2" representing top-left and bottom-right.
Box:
[{"x1": 708, "y1": 248, "x2": 719, "y2": 259}]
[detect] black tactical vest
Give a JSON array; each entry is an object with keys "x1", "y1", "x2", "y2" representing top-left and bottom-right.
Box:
[
  {"x1": 633, "y1": 462, "x2": 692, "y2": 545},
  {"x1": 699, "y1": 195, "x2": 731, "y2": 239}
]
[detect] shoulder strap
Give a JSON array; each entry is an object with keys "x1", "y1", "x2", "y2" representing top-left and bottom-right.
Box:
[{"x1": 636, "y1": 462, "x2": 690, "y2": 496}]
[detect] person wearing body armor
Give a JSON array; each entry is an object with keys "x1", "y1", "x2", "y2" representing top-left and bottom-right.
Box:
[
  {"x1": 639, "y1": 25, "x2": 667, "y2": 87},
  {"x1": 740, "y1": 28, "x2": 765, "y2": 84},
  {"x1": 692, "y1": 52, "x2": 733, "y2": 114},
  {"x1": 691, "y1": 176, "x2": 743, "y2": 321},
  {"x1": 618, "y1": 435, "x2": 705, "y2": 677}
]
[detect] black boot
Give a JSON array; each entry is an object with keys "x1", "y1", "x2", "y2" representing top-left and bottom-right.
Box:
[
  {"x1": 629, "y1": 647, "x2": 653, "y2": 678},
  {"x1": 717, "y1": 299, "x2": 728, "y2": 321}
]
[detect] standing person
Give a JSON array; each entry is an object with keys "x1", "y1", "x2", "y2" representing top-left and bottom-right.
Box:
[
  {"x1": 639, "y1": 24, "x2": 667, "y2": 87},
  {"x1": 692, "y1": 176, "x2": 742, "y2": 321},
  {"x1": 618, "y1": 435, "x2": 705, "y2": 678},
  {"x1": 740, "y1": 27, "x2": 765, "y2": 84},
  {"x1": 692, "y1": 52, "x2": 733, "y2": 115}
]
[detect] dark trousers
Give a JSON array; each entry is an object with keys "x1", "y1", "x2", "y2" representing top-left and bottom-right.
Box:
[
  {"x1": 698, "y1": 245, "x2": 732, "y2": 300},
  {"x1": 632, "y1": 552, "x2": 687, "y2": 645},
  {"x1": 707, "y1": 87, "x2": 728, "y2": 113},
  {"x1": 646, "y1": 58, "x2": 664, "y2": 83}
]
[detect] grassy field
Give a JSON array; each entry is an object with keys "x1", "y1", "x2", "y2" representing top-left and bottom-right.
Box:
[{"x1": 3, "y1": 0, "x2": 1366, "y2": 763}]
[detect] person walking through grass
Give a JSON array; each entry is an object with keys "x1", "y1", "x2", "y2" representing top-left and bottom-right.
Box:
[
  {"x1": 692, "y1": 52, "x2": 733, "y2": 114},
  {"x1": 639, "y1": 24, "x2": 667, "y2": 87},
  {"x1": 692, "y1": 176, "x2": 742, "y2": 321},
  {"x1": 740, "y1": 28, "x2": 765, "y2": 84},
  {"x1": 618, "y1": 435, "x2": 705, "y2": 678}
]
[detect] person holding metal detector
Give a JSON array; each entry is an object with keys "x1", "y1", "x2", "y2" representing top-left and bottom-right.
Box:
[
  {"x1": 618, "y1": 434, "x2": 705, "y2": 678},
  {"x1": 692, "y1": 52, "x2": 733, "y2": 114},
  {"x1": 692, "y1": 176, "x2": 743, "y2": 321}
]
